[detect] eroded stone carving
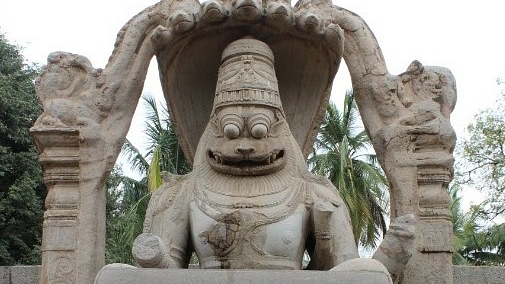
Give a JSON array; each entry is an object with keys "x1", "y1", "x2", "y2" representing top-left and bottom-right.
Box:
[
  {"x1": 381, "y1": 60, "x2": 457, "y2": 157},
  {"x1": 132, "y1": 38, "x2": 414, "y2": 283},
  {"x1": 31, "y1": 0, "x2": 457, "y2": 283},
  {"x1": 372, "y1": 60, "x2": 456, "y2": 216},
  {"x1": 35, "y1": 52, "x2": 109, "y2": 128}
]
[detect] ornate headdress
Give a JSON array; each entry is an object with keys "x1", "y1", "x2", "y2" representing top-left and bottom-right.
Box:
[{"x1": 213, "y1": 37, "x2": 284, "y2": 115}]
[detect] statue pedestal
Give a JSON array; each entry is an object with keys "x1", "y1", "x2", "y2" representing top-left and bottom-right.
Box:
[{"x1": 94, "y1": 265, "x2": 393, "y2": 284}]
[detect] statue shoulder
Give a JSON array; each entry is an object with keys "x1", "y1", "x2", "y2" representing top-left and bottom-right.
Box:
[
  {"x1": 145, "y1": 172, "x2": 194, "y2": 219},
  {"x1": 142, "y1": 172, "x2": 195, "y2": 239},
  {"x1": 305, "y1": 175, "x2": 343, "y2": 208}
]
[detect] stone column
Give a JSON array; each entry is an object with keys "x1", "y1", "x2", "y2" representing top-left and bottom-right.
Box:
[
  {"x1": 31, "y1": 128, "x2": 80, "y2": 284},
  {"x1": 404, "y1": 166, "x2": 453, "y2": 284}
]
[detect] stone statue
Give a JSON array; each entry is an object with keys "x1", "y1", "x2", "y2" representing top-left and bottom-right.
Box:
[
  {"x1": 31, "y1": 0, "x2": 458, "y2": 283},
  {"x1": 35, "y1": 51, "x2": 109, "y2": 129},
  {"x1": 132, "y1": 37, "x2": 414, "y2": 282}
]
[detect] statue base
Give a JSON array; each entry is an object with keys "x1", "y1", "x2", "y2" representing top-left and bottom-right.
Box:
[{"x1": 94, "y1": 263, "x2": 393, "y2": 284}]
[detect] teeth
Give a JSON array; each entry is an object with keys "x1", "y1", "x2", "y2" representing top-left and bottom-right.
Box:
[
  {"x1": 268, "y1": 153, "x2": 277, "y2": 164},
  {"x1": 211, "y1": 153, "x2": 280, "y2": 165}
]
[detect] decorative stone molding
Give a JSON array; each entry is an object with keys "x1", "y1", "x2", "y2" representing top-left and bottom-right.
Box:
[{"x1": 30, "y1": 129, "x2": 79, "y2": 284}]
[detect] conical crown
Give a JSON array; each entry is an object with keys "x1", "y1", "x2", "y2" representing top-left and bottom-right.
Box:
[{"x1": 213, "y1": 37, "x2": 283, "y2": 114}]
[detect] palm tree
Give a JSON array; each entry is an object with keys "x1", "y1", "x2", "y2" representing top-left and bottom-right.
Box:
[
  {"x1": 105, "y1": 165, "x2": 149, "y2": 264},
  {"x1": 450, "y1": 183, "x2": 505, "y2": 266},
  {"x1": 122, "y1": 95, "x2": 191, "y2": 193},
  {"x1": 308, "y1": 91, "x2": 389, "y2": 250},
  {"x1": 457, "y1": 209, "x2": 505, "y2": 266},
  {"x1": 450, "y1": 183, "x2": 468, "y2": 265},
  {"x1": 105, "y1": 94, "x2": 191, "y2": 264}
]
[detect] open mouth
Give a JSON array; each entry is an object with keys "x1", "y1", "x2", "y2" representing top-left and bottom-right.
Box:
[
  {"x1": 270, "y1": 5, "x2": 289, "y2": 17},
  {"x1": 235, "y1": 5, "x2": 259, "y2": 13},
  {"x1": 234, "y1": 0, "x2": 260, "y2": 14},
  {"x1": 203, "y1": 2, "x2": 225, "y2": 20},
  {"x1": 303, "y1": 15, "x2": 320, "y2": 29},
  {"x1": 207, "y1": 149, "x2": 286, "y2": 175},
  {"x1": 206, "y1": 7, "x2": 223, "y2": 15}
]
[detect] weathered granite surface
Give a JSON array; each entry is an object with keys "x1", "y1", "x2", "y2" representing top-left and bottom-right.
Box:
[
  {"x1": 0, "y1": 266, "x2": 40, "y2": 284},
  {"x1": 453, "y1": 265, "x2": 505, "y2": 284},
  {"x1": 3, "y1": 265, "x2": 505, "y2": 284},
  {"x1": 132, "y1": 37, "x2": 414, "y2": 284},
  {"x1": 94, "y1": 263, "x2": 393, "y2": 284},
  {"x1": 31, "y1": 0, "x2": 457, "y2": 283}
]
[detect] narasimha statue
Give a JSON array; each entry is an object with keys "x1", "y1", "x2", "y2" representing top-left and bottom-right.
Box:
[{"x1": 132, "y1": 37, "x2": 414, "y2": 281}]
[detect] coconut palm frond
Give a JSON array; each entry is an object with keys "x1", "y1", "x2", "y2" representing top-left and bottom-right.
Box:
[
  {"x1": 121, "y1": 138, "x2": 149, "y2": 175},
  {"x1": 310, "y1": 90, "x2": 389, "y2": 250}
]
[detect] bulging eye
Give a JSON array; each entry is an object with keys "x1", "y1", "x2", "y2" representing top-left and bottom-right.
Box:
[
  {"x1": 251, "y1": 123, "x2": 268, "y2": 139},
  {"x1": 223, "y1": 123, "x2": 240, "y2": 139}
]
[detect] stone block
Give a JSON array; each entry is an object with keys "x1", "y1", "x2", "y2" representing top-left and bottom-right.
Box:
[
  {"x1": 10, "y1": 266, "x2": 40, "y2": 284},
  {"x1": 0, "y1": 266, "x2": 10, "y2": 284},
  {"x1": 454, "y1": 265, "x2": 505, "y2": 284},
  {"x1": 94, "y1": 264, "x2": 393, "y2": 284}
]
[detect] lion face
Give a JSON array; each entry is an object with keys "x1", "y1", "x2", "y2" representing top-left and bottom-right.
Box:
[{"x1": 206, "y1": 105, "x2": 287, "y2": 176}]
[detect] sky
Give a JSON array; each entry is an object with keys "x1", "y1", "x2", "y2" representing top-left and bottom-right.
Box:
[{"x1": 1, "y1": 0, "x2": 504, "y2": 208}]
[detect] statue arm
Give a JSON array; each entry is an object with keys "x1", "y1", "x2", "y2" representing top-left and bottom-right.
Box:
[
  {"x1": 372, "y1": 214, "x2": 415, "y2": 281},
  {"x1": 133, "y1": 177, "x2": 193, "y2": 268},
  {"x1": 307, "y1": 182, "x2": 359, "y2": 270}
]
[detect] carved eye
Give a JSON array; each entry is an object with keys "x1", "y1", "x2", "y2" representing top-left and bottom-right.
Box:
[
  {"x1": 221, "y1": 114, "x2": 243, "y2": 139},
  {"x1": 251, "y1": 123, "x2": 268, "y2": 139},
  {"x1": 248, "y1": 113, "x2": 271, "y2": 139},
  {"x1": 223, "y1": 123, "x2": 240, "y2": 139}
]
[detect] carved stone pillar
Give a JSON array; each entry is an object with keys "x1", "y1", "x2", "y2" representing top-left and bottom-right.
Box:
[
  {"x1": 404, "y1": 166, "x2": 453, "y2": 284},
  {"x1": 31, "y1": 128, "x2": 80, "y2": 284}
]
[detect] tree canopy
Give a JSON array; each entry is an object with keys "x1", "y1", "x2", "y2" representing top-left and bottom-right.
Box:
[
  {"x1": 309, "y1": 92, "x2": 389, "y2": 250},
  {"x1": 451, "y1": 184, "x2": 505, "y2": 266},
  {"x1": 453, "y1": 79, "x2": 505, "y2": 265},
  {"x1": 458, "y1": 82, "x2": 505, "y2": 219},
  {"x1": 0, "y1": 33, "x2": 44, "y2": 265}
]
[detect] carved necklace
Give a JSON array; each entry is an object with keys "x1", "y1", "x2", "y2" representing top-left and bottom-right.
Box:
[
  {"x1": 199, "y1": 181, "x2": 300, "y2": 209},
  {"x1": 194, "y1": 181, "x2": 306, "y2": 230}
]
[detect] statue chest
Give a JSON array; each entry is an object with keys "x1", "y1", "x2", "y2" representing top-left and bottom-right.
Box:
[{"x1": 189, "y1": 199, "x2": 309, "y2": 269}]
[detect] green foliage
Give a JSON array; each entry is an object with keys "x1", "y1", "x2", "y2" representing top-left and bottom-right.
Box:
[
  {"x1": 105, "y1": 95, "x2": 190, "y2": 264},
  {"x1": 459, "y1": 217, "x2": 505, "y2": 266},
  {"x1": 309, "y1": 91, "x2": 389, "y2": 249},
  {"x1": 0, "y1": 177, "x2": 43, "y2": 265},
  {"x1": 453, "y1": 79, "x2": 505, "y2": 264},
  {"x1": 458, "y1": 83, "x2": 505, "y2": 219},
  {"x1": 451, "y1": 185, "x2": 505, "y2": 266},
  {"x1": 105, "y1": 166, "x2": 149, "y2": 264},
  {"x1": 118, "y1": 139, "x2": 150, "y2": 206},
  {"x1": 450, "y1": 184, "x2": 467, "y2": 264},
  {"x1": 0, "y1": 33, "x2": 44, "y2": 265},
  {"x1": 142, "y1": 95, "x2": 191, "y2": 177}
]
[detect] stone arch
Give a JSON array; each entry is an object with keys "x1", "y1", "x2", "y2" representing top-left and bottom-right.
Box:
[{"x1": 32, "y1": 0, "x2": 456, "y2": 283}]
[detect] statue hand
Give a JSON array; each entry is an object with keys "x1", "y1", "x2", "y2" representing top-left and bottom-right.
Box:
[
  {"x1": 373, "y1": 214, "x2": 416, "y2": 281},
  {"x1": 132, "y1": 233, "x2": 172, "y2": 268}
]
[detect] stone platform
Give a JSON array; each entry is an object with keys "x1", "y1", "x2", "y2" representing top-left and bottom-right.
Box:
[
  {"x1": 94, "y1": 264, "x2": 392, "y2": 284},
  {"x1": 3, "y1": 265, "x2": 505, "y2": 284}
]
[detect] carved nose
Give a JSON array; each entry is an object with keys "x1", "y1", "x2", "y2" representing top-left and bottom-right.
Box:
[{"x1": 235, "y1": 146, "x2": 255, "y2": 155}]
